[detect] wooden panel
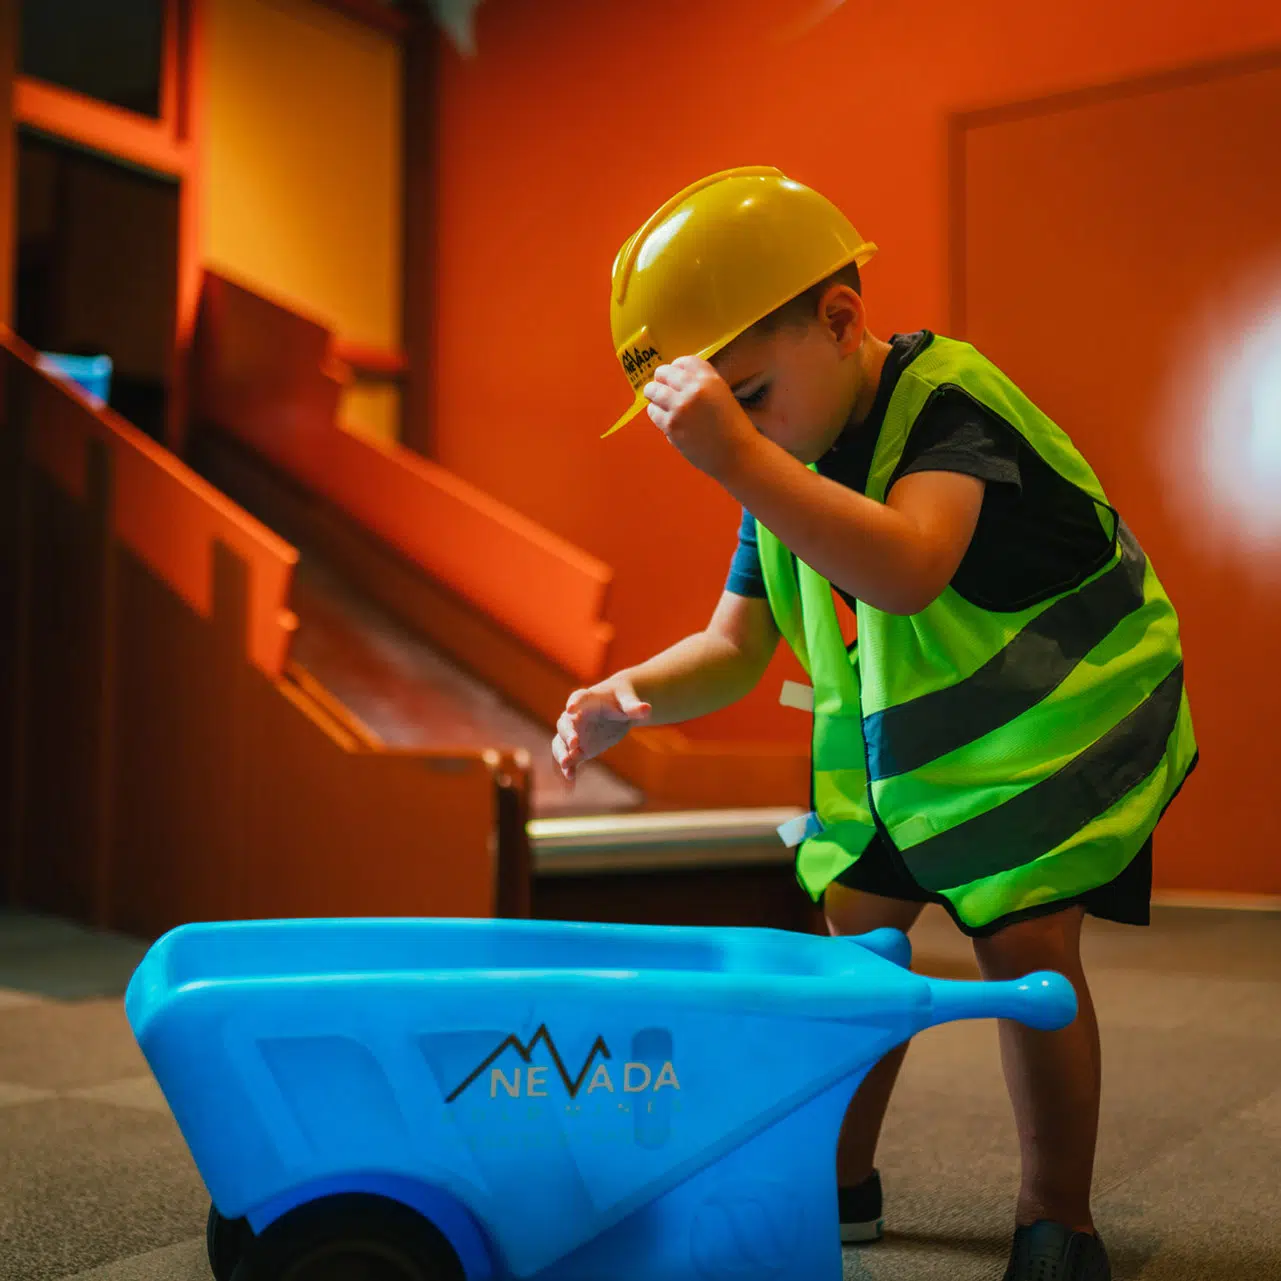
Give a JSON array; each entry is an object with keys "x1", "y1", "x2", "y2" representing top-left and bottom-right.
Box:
[
  {"x1": 2, "y1": 330, "x2": 298, "y2": 680},
  {"x1": 108, "y1": 540, "x2": 250, "y2": 936},
  {"x1": 241, "y1": 678, "x2": 500, "y2": 921},
  {"x1": 492, "y1": 748, "x2": 533, "y2": 918},
  {"x1": 17, "y1": 450, "x2": 113, "y2": 921},
  {"x1": 0, "y1": 350, "x2": 27, "y2": 901},
  {"x1": 958, "y1": 55, "x2": 1281, "y2": 895},
  {"x1": 105, "y1": 511, "x2": 512, "y2": 935},
  {"x1": 22, "y1": 366, "x2": 91, "y2": 499},
  {"x1": 193, "y1": 272, "x2": 614, "y2": 684},
  {"x1": 0, "y1": 0, "x2": 15, "y2": 328},
  {"x1": 106, "y1": 403, "x2": 297, "y2": 678}
]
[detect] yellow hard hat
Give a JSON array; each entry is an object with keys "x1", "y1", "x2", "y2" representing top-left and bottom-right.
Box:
[{"x1": 603, "y1": 166, "x2": 877, "y2": 438}]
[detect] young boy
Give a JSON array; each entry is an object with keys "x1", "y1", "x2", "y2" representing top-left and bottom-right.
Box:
[{"x1": 551, "y1": 167, "x2": 1197, "y2": 1281}]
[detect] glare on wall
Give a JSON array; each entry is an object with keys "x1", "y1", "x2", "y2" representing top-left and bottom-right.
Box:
[{"x1": 1164, "y1": 257, "x2": 1281, "y2": 574}]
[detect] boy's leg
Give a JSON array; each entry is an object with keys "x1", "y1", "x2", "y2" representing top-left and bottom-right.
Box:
[
  {"x1": 971, "y1": 905, "x2": 1101, "y2": 1234},
  {"x1": 824, "y1": 883, "x2": 925, "y2": 1191}
]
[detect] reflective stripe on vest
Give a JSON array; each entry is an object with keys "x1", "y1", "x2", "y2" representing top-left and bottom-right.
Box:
[{"x1": 755, "y1": 335, "x2": 1198, "y2": 926}]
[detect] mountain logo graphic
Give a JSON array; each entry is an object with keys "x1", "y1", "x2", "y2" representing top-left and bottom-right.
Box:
[{"x1": 446, "y1": 1025, "x2": 680, "y2": 1102}]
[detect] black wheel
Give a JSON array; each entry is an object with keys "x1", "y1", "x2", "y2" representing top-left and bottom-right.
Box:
[
  {"x1": 229, "y1": 1193, "x2": 465, "y2": 1281},
  {"x1": 207, "y1": 1203, "x2": 255, "y2": 1281}
]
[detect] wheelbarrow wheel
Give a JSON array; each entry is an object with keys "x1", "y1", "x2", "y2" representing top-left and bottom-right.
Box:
[
  {"x1": 228, "y1": 1193, "x2": 464, "y2": 1281},
  {"x1": 207, "y1": 1203, "x2": 254, "y2": 1281}
]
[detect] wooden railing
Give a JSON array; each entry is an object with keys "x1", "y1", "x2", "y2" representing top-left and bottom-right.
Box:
[
  {"x1": 0, "y1": 328, "x2": 530, "y2": 935},
  {"x1": 193, "y1": 271, "x2": 615, "y2": 685}
]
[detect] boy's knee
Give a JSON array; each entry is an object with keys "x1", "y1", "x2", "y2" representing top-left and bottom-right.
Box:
[
  {"x1": 972, "y1": 905, "x2": 1086, "y2": 981},
  {"x1": 824, "y1": 882, "x2": 923, "y2": 937}
]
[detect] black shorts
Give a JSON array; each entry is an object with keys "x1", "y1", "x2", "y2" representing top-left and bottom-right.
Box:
[{"x1": 830, "y1": 832, "x2": 1153, "y2": 938}]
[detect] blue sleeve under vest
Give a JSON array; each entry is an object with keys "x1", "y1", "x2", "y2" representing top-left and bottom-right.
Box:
[{"x1": 724, "y1": 506, "x2": 767, "y2": 598}]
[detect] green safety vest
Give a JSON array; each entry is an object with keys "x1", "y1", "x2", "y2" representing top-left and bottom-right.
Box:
[{"x1": 758, "y1": 335, "x2": 1197, "y2": 929}]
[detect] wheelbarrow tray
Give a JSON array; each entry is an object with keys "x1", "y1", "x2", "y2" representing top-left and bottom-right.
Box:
[{"x1": 126, "y1": 916, "x2": 1073, "y2": 1280}]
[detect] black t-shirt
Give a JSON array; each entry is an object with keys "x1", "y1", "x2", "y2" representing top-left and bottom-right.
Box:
[{"x1": 725, "y1": 330, "x2": 1115, "y2": 612}]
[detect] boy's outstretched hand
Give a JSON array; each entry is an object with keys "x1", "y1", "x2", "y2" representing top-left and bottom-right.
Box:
[
  {"x1": 643, "y1": 357, "x2": 757, "y2": 481},
  {"x1": 552, "y1": 680, "x2": 653, "y2": 784}
]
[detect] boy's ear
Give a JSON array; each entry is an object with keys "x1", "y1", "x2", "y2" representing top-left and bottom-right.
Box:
[{"x1": 818, "y1": 283, "x2": 866, "y2": 354}]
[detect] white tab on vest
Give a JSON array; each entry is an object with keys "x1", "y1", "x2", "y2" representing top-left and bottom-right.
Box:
[
  {"x1": 779, "y1": 680, "x2": 815, "y2": 711},
  {"x1": 777, "y1": 811, "x2": 824, "y2": 848}
]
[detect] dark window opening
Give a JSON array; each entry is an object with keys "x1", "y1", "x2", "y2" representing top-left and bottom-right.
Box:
[
  {"x1": 14, "y1": 129, "x2": 180, "y2": 443},
  {"x1": 20, "y1": 0, "x2": 167, "y2": 121}
]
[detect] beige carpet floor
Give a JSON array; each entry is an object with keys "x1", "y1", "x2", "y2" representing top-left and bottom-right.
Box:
[{"x1": 0, "y1": 903, "x2": 1278, "y2": 1280}]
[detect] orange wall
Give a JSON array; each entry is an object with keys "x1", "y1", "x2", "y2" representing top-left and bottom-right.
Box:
[
  {"x1": 425, "y1": 0, "x2": 1281, "y2": 747},
  {"x1": 961, "y1": 60, "x2": 1281, "y2": 895},
  {"x1": 203, "y1": 0, "x2": 403, "y2": 443}
]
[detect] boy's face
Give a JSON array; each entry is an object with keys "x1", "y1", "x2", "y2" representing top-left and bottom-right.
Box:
[{"x1": 710, "y1": 284, "x2": 869, "y2": 465}]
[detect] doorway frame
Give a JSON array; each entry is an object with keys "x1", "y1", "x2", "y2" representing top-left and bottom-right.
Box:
[{"x1": 5, "y1": 0, "x2": 203, "y2": 449}]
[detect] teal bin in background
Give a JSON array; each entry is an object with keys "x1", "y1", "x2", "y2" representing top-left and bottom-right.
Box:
[{"x1": 37, "y1": 352, "x2": 113, "y2": 407}]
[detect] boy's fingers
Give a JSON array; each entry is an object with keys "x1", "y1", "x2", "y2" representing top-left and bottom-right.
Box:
[
  {"x1": 556, "y1": 710, "x2": 579, "y2": 748},
  {"x1": 643, "y1": 379, "x2": 677, "y2": 409},
  {"x1": 614, "y1": 688, "x2": 652, "y2": 720}
]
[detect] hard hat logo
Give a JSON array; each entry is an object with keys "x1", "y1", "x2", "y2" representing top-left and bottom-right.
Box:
[
  {"x1": 602, "y1": 167, "x2": 877, "y2": 439},
  {"x1": 620, "y1": 333, "x2": 663, "y2": 392}
]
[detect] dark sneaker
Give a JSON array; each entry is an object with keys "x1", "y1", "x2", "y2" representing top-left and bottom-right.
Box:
[
  {"x1": 1004, "y1": 1220, "x2": 1111, "y2": 1281},
  {"x1": 838, "y1": 1169, "x2": 883, "y2": 1243}
]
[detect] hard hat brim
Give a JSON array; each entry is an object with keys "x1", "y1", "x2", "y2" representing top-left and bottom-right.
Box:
[
  {"x1": 601, "y1": 396, "x2": 646, "y2": 439},
  {"x1": 599, "y1": 334, "x2": 725, "y2": 439}
]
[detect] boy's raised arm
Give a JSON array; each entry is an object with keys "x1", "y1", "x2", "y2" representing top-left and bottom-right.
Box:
[{"x1": 552, "y1": 593, "x2": 779, "y2": 782}]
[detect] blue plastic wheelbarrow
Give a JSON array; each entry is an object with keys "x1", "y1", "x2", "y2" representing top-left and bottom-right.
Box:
[{"x1": 124, "y1": 917, "x2": 1077, "y2": 1281}]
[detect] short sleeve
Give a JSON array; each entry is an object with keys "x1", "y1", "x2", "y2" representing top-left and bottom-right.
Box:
[
  {"x1": 892, "y1": 392, "x2": 1023, "y2": 492},
  {"x1": 724, "y1": 507, "x2": 767, "y2": 597}
]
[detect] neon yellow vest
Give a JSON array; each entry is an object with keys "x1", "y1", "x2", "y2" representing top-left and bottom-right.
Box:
[{"x1": 758, "y1": 336, "x2": 1197, "y2": 929}]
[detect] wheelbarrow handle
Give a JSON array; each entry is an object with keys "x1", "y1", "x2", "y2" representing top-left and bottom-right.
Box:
[{"x1": 925, "y1": 970, "x2": 1078, "y2": 1032}]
